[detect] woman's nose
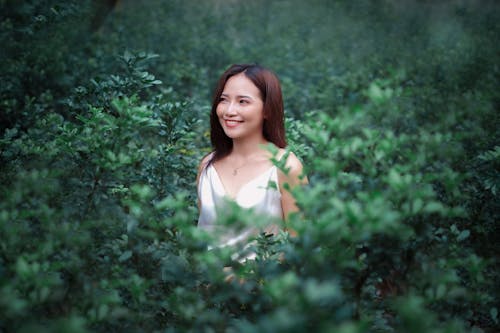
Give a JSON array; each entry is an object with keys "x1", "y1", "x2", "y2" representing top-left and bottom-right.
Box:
[{"x1": 225, "y1": 102, "x2": 237, "y2": 116}]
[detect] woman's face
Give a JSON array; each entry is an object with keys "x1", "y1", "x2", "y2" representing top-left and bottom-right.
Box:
[{"x1": 216, "y1": 73, "x2": 265, "y2": 141}]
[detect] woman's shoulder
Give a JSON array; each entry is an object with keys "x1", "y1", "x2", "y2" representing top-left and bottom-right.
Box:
[
  {"x1": 276, "y1": 148, "x2": 305, "y2": 180},
  {"x1": 197, "y1": 151, "x2": 214, "y2": 175},
  {"x1": 277, "y1": 148, "x2": 302, "y2": 166},
  {"x1": 201, "y1": 151, "x2": 214, "y2": 164}
]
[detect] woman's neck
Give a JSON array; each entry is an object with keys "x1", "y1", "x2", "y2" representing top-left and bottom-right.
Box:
[{"x1": 231, "y1": 136, "x2": 269, "y2": 159}]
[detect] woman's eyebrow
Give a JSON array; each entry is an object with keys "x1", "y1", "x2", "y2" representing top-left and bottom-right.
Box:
[{"x1": 221, "y1": 93, "x2": 255, "y2": 99}]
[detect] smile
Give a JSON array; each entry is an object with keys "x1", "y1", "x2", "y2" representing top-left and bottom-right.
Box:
[{"x1": 223, "y1": 119, "x2": 243, "y2": 128}]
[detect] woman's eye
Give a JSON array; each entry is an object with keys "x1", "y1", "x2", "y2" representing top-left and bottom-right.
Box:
[{"x1": 239, "y1": 99, "x2": 249, "y2": 104}]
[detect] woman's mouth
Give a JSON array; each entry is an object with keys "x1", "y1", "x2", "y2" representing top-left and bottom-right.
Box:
[{"x1": 223, "y1": 119, "x2": 243, "y2": 128}]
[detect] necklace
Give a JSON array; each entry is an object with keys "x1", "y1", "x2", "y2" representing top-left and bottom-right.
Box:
[
  {"x1": 230, "y1": 150, "x2": 267, "y2": 176},
  {"x1": 232, "y1": 164, "x2": 245, "y2": 176}
]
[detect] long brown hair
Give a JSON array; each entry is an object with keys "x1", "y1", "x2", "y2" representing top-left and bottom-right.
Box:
[{"x1": 209, "y1": 64, "x2": 286, "y2": 163}]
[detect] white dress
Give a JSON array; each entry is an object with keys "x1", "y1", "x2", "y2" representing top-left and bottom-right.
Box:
[{"x1": 197, "y1": 160, "x2": 283, "y2": 259}]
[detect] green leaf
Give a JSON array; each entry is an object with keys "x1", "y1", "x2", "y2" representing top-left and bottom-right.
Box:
[
  {"x1": 423, "y1": 202, "x2": 445, "y2": 214},
  {"x1": 490, "y1": 307, "x2": 498, "y2": 324},
  {"x1": 118, "y1": 250, "x2": 133, "y2": 262},
  {"x1": 457, "y1": 230, "x2": 470, "y2": 242}
]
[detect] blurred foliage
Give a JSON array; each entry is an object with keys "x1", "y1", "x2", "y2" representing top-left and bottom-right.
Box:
[{"x1": 0, "y1": 0, "x2": 499, "y2": 332}]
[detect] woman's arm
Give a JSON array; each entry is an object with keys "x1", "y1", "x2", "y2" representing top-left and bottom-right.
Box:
[
  {"x1": 196, "y1": 153, "x2": 213, "y2": 210},
  {"x1": 278, "y1": 151, "x2": 308, "y2": 221}
]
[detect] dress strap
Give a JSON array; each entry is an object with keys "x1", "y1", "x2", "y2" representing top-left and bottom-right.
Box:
[{"x1": 201, "y1": 151, "x2": 215, "y2": 173}]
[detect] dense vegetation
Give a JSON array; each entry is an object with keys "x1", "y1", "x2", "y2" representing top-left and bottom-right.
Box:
[{"x1": 1, "y1": 0, "x2": 499, "y2": 332}]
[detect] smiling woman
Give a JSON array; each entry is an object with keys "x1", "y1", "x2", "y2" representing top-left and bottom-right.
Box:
[{"x1": 196, "y1": 64, "x2": 307, "y2": 254}]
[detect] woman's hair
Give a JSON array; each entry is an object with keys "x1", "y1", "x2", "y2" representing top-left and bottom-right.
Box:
[{"x1": 209, "y1": 64, "x2": 286, "y2": 163}]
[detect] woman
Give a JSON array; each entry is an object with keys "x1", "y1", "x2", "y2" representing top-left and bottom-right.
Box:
[{"x1": 196, "y1": 64, "x2": 306, "y2": 253}]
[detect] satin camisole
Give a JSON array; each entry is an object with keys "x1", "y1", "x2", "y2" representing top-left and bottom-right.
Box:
[{"x1": 197, "y1": 161, "x2": 283, "y2": 249}]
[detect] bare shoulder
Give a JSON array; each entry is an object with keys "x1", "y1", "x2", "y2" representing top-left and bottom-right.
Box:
[
  {"x1": 197, "y1": 152, "x2": 214, "y2": 182},
  {"x1": 277, "y1": 149, "x2": 307, "y2": 185},
  {"x1": 199, "y1": 152, "x2": 213, "y2": 170},
  {"x1": 286, "y1": 151, "x2": 304, "y2": 173}
]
